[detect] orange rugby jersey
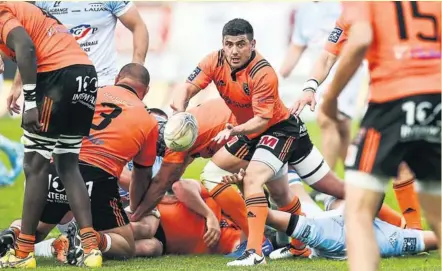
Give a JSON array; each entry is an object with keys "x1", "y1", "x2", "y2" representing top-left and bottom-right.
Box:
[
  {"x1": 325, "y1": 14, "x2": 350, "y2": 56},
  {"x1": 157, "y1": 188, "x2": 222, "y2": 254},
  {"x1": 342, "y1": 2, "x2": 441, "y2": 103},
  {"x1": 80, "y1": 85, "x2": 158, "y2": 177},
  {"x1": 187, "y1": 50, "x2": 290, "y2": 139},
  {"x1": 0, "y1": 2, "x2": 91, "y2": 73},
  {"x1": 163, "y1": 98, "x2": 236, "y2": 164}
]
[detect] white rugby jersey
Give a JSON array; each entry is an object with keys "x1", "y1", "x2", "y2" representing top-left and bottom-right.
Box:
[
  {"x1": 291, "y1": 2, "x2": 342, "y2": 51},
  {"x1": 35, "y1": 1, "x2": 133, "y2": 87}
]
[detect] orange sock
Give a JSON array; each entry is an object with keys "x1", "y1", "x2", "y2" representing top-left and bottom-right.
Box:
[
  {"x1": 245, "y1": 192, "x2": 268, "y2": 255},
  {"x1": 378, "y1": 204, "x2": 403, "y2": 227},
  {"x1": 210, "y1": 183, "x2": 249, "y2": 236},
  {"x1": 393, "y1": 179, "x2": 422, "y2": 230},
  {"x1": 79, "y1": 227, "x2": 99, "y2": 254},
  {"x1": 10, "y1": 226, "x2": 21, "y2": 239},
  {"x1": 15, "y1": 233, "x2": 35, "y2": 258},
  {"x1": 278, "y1": 197, "x2": 306, "y2": 250}
]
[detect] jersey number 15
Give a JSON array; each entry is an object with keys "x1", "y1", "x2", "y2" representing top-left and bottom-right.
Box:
[{"x1": 394, "y1": 1, "x2": 439, "y2": 42}]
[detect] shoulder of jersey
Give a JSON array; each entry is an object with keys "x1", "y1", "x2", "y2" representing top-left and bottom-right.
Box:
[
  {"x1": 248, "y1": 53, "x2": 274, "y2": 79},
  {"x1": 210, "y1": 49, "x2": 225, "y2": 68}
]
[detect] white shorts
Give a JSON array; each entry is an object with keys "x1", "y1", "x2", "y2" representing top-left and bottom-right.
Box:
[{"x1": 317, "y1": 61, "x2": 369, "y2": 119}]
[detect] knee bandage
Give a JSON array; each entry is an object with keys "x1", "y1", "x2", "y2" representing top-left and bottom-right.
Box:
[{"x1": 201, "y1": 160, "x2": 233, "y2": 191}]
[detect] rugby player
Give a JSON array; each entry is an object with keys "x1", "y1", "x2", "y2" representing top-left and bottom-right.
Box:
[
  {"x1": 292, "y1": 12, "x2": 423, "y2": 231},
  {"x1": 0, "y1": 63, "x2": 162, "y2": 265},
  {"x1": 226, "y1": 170, "x2": 438, "y2": 260},
  {"x1": 125, "y1": 98, "x2": 274, "y2": 256},
  {"x1": 0, "y1": 2, "x2": 100, "y2": 268},
  {"x1": 170, "y1": 18, "x2": 333, "y2": 266},
  {"x1": 129, "y1": 179, "x2": 243, "y2": 256},
  {"x1": 280, "y1": 2, "x2": 368, "y2": 173},
  {"x1": 321, "y1": 2, "x2": 441, "y2": 270},
  {"x1": 34, "y1": 1, "x2": 148, "y2": 87}
]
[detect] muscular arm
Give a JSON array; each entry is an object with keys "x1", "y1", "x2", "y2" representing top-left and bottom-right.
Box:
[
  {"x1": 119, "y1": 5, "x2": 149, "y2": 64},
  {"x1": 133, "y1": 161, "x2": 187, "y2": 215},
  {"x1": 6, "y1": 27, "x2": 37, "y2": 108},
  {"x1": 129, "y1": 165, "x2": 153, "y2": 215},
  {"x1": 309, "y1": 50, "x2": 338, "y2": 86},
  {"x1": 231, "y1": 116, "x2": 269, "y2": 136},
  {"x1": 326, "y1": 22, "x2": 372, "y2": 99},
  {"x1": 171, "y1": 82, "x2": 201, "y2": 112},
  {"x1": 172, "y1": 179, "x2": 215, "y2": 219},
  {"x1": 279, "y1": 43, "x2": 306, "y2": 78}
]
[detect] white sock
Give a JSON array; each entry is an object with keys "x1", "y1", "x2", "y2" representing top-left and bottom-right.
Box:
[
  {"x1": 35, "y1": 238, "x2": 55, "y2": 258},
  {"x1": 291, "y1": 216, "x2": 308, "y2": 238},
  {"x1": 103, "y1": 233, "x2": 112, "y2": 253}
]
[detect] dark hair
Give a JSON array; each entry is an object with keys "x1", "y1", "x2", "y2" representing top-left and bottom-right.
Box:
[
  {"x1": 148, "y1": 108, "x2": 168, "y2": 120},
  {"x1": 118, "y1": 63, "x2": 150, "y2": 87},
  {"x1": 222, "y1": 18, "x2": 254, "y2": 41}
]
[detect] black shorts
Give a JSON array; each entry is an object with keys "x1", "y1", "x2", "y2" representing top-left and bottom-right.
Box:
[
  {"x1": 25, "y1": 65, "x2": 98, "y2": 137},
  {"x1": 345, "y1": 94, "x2": 441, "y2": 180},
  {"x1": 225, "y1": 115, "x2": 314, "y2": 173},
  {"x1": 40, "y1": 162, "x2": 129, "y2": 231}
]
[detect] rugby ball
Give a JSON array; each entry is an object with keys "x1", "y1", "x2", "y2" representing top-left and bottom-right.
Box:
[{"x1": 164, "y1": 112, "x2": 199, "y2": 152}]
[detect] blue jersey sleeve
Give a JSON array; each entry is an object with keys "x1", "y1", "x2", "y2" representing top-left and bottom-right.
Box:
[
  {"x1": 34, "y1": 1, "x2": 52, "y2": 10},
  {"x1": 104, "y1": 1, "x2": 133, "y2": 17}
]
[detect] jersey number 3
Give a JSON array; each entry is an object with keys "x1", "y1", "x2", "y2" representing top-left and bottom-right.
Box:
[
  {"x1": 394, "y1": 1, "x2": 439, "y2": 42},
  {"x1": 91, "y1": 103, "x2": 122, "y2": 131}
]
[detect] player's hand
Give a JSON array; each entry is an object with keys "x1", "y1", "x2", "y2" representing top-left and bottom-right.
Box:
[
  {"x1": 212, "y1": 123, "x2": 234, "y2": 144},
  {"x1": 290, "y1": 90, "x2": 316, "y2": 116},
  {"x1": 6, "y1": 88, "x2": 21, "y2": 115},
  {"x1": 321, "y1": 94, "x2": 338, "y2": 120},
  {"x1": 222, "y1": 168, "x2": 246, "y2": 185},
  {"x1": 204, "y1": 213, "x2": 221, "y2": 248},
  {"x1": 22, "y1": 108, "x2": 42, "y2": 134}
]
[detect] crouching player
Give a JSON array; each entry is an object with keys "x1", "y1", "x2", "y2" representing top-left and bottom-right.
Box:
[
  {"x1": 129, "y1": 179, "x2": 243, "y2": 256},
  {"x1": 0, "y1": 64, "x2": 163, "y2": 264}
]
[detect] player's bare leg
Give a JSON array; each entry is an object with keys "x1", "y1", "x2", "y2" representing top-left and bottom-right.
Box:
[
  {"x1": 415, "y1": 181, "x2": 441, "y2": 256},
  {"x1": 227, "y1": 160, "x2": 275, "y2": 266},
  {"x1": 344, "y1": 170, "x2": 387, "y2": 271},
  {"x1": 52, "y1": 151, "x2": 101, "y2": 266},
  {"x1": 8, "y1": 148, "x2": 55, "y2": 269},
  {"x1": 317, "y1": 108, "x2": 351, "y2": 169}
]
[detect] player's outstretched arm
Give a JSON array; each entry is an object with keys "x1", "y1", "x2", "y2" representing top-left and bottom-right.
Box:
[
  {"x1": 170, "y1": 83, "x2": 201, "y2": 113},
  {"x1": 135, "y1": 162, "x2": 187, "y2": 215},
  {"x1": 130, "y1": 165, "x2": 153, "y2": 219},
  {"x1": 119, "y1": 5, "x2": 149, "y2": 64},
  {"x1": 279, "y1": 43, "x2": 306, "y2": 78},
  {"x1": 322, "y1": 21, "x2": 372, "y2": 119}
]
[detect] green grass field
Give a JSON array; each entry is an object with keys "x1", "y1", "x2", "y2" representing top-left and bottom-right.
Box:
[{"x1": 0, "y1": 117, "x2": 440, "y2": 270}]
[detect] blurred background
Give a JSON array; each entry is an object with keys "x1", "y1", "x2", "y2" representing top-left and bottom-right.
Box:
[{"x1": 0, "y1": 1, "x2": 369, "y2": 119}]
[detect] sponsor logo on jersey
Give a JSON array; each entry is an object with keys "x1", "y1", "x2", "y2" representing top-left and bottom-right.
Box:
[
  {"x1": 257, "y1": 135, "x2": 279, "y2": 149},
  {"x1": 53, "y1": 1, "x2": 61, "y2": 7},
  {"x1": 242, "y1": 83, "x2": 250, "y2": 95},
  {"x1": 85, "y1": 2, "x2": 107, "y2": 12},
  {"x1": 328, "y1": 27, "x2": 343, "y2": 43},
  {"x1": 187, "y1": 66, "x2": 201, "y2": 82},
  {"x1": 70, "y1": 24, "x2": 98, "y2": 40}
]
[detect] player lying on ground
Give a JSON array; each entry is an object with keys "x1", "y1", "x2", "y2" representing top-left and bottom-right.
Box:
[
  {"x1": 0, "y1": 2, "x2": 101, "y2": 268},
  {"x1": 291, "y1": 12, "x2": 423, "y2": 231},
  {"x1": 226, "y1": 170, "x2": 439, "y2": 260},
  {"x1": 127, "y1": 178, "x2": 244, "y2": 256},
  {"x1": 0, "y1": 64, "x2": 164, "y2": 264},
  {"x1": 136, "y1": 96, "x2": 406, "y2": 260}
]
